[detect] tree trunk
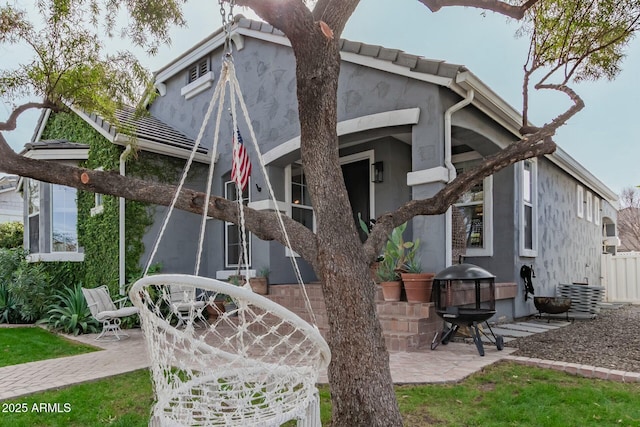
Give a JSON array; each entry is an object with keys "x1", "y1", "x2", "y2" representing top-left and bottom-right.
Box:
[{"x1": 292, "y1": 26, "x2": 403, "y2": 427}]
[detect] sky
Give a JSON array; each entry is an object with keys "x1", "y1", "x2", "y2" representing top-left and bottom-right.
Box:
[{"x1": 2, "y1": 0, "x2": 639, "y2": 195}]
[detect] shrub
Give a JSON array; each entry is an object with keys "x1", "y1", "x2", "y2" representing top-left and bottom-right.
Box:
[
  {"x1": 0, "y1": 222, "x2": 23, "y2": 249},
  {"x1": 38, "y1": 285, "x2": 99, "y2": 335},
  {"x1": 8, "y1": 261, "x2": 50, "y2": 322},
  {"x1": 0, "y1": 283, "x2": 21, "y2": 323}
]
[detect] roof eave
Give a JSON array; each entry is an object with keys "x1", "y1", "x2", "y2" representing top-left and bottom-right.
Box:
[{"x1": 112, "y1": 134, "x2": 211, "y2": 164}]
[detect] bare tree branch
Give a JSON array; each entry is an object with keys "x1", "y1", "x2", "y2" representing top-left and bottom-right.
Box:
[
  {"x1": 418, "y1": 0, "x2": 540, "y2": 20},
  {"x1": 0, "y1": 101, "x2": 57, "y2": 132}
]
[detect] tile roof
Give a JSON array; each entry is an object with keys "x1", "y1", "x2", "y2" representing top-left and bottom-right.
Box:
[
  {"x1": 23, "y1": 139, "x2": 89, "y2": 150},
  {"x1": 84, "y1": 106, "x2": 202, "y2": 153},
  {"x1": 236, "y1": 18, "x2": 467, "y2": 80}
]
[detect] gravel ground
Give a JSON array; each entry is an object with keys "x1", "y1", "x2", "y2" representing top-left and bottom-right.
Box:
[{"x1": 506, "y1": 304, "x2": 640, "y2": 373}]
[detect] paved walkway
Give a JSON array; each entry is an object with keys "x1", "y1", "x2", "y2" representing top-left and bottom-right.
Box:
[{"x1": 1, "y1": 318, "x2": 639, "y2": 401}]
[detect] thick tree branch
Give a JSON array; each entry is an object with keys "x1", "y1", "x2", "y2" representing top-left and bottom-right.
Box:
[
  {"x1": 419, "y1": 0, "x2": 540, "y2": 20},
  {"x1": 0, "y1": 134, "x2": 319, "y2": 266}
]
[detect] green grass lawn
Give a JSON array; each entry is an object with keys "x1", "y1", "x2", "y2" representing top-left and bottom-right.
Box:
[
  {"x1": 0, "y1": 327, "x2": 97, "y2": 368},
  {"x1": 2, "y1": 362, "x2": 640, "y2": 426}
]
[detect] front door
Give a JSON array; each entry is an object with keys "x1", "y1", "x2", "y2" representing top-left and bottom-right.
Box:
[{"x1": 341, "y1": 159, "x2": 371, "y2": 242}]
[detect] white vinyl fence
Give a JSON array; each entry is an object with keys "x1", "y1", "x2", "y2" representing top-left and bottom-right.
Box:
[{"x1": 601, "y1": 252, "x2": 640, "y2": 303}]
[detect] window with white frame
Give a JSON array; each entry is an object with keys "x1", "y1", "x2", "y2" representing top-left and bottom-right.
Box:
[
  {"x1": 594, "y1": 197, "x2": 601, "y2": 225},
  {"x1": 586, "y1": 191, "x2": 593, "y2": 222},
  {"x1": 51, "y1": 184, "x2": 78, "y2": 252},
  {"x1": 224, "y1": 179, "x2": 251, "y2": 268},
  {"x1": 577, "y1": 185, "x2": 584, "y2": 218},
  {"x1": 453, "y1": 157, "x2": 493, "y2": 256},
  {"x1": 285, "y1": 163, "x2": 315, "y2": 257},
  {"x1": 520, "y1": 159, "x2": 538, "y2": 256},
  {"x1": 27, "y1": 179, "x2": 40, "y2": 253},
  {"x1": 288, "y1": 163, "x2": 315, "y2": 231}
]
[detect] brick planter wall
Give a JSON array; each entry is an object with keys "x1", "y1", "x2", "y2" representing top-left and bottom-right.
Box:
[{"x1": 265, "y1": 282, "x2": 516, "y2": 352}]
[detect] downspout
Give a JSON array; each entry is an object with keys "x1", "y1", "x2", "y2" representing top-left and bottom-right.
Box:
[
  {"x1": 119, "y1": 143, "x2": 133, "y2": 295},
  {"x1": 444, "y1": 89, "x2": 475, "y2": 266}
]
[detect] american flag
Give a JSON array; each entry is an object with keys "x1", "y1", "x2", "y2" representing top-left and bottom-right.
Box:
[{"x1": 231, "y1": 128, "x2": 251, "y2": 191}]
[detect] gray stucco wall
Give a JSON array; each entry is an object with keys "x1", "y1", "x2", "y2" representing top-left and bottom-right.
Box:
[
  {"x1": 144, "y1": 33, "x2": 616, "y2": 313},
  {"x1": 147, "y1": 36, "x2": 443, "y2": 282}
]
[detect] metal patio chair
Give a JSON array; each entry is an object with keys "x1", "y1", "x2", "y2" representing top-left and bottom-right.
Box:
[
  {"x1": 82, "y1": 285, "x2": 139, "y2": 340},
  {"x1": 169, "y1": 284, "x2": 206, "y2": 328}
]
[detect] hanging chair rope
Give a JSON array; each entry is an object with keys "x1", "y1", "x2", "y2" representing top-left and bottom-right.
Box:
[{"x1": 131, "y1": 8, "x2": 330, "y2": 426}]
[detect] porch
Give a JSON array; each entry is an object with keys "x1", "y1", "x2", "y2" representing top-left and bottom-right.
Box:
[{"x1": 265, "y1": 282, "x2": 517, "y2": 352}]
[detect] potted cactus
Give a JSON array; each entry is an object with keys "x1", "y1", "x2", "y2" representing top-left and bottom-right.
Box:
[{"x1": 376, "y1": 257, "x2": 401, "y2": 301}]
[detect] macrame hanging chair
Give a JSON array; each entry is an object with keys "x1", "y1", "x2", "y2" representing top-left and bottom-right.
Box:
[{"x1": 129, "y1": 45, "x2": 330, "y2": 426}]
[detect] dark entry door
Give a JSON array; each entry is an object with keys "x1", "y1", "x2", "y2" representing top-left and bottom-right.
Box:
[{"x1": 341, "y1": 159, "x2": 370, "y2": 242}]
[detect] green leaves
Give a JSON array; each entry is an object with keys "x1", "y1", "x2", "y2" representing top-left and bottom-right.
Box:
[
  {"x1": 523, "y1": 0, "x2": 640, "y2": 84},
  {"x1": 1, "y1": 1, "x2": 154, "y2": 128},
  {"x1": 39, "y1": 284, "x2": 99, "y2": 335}
]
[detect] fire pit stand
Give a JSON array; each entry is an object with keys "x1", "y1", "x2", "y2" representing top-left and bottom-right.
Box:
[{"x1": 430, "y1": 263, "x2": 504, "y2": 356}]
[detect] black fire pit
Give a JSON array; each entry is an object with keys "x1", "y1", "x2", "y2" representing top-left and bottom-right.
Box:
[
  {"x1": 430, "y1": 263, "x2": 504, "y2": 356},
  {"x1": 534, "y1": 296, "x2": 572, "y2": 321}
]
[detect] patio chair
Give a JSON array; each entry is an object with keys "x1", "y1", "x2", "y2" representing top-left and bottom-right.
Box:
[
  {"x1": 169, "y1": 284, "x2": 206, "y2": 327},
  {"x1": 81, "y1": 286, "x2": 139, "y2": 340}
]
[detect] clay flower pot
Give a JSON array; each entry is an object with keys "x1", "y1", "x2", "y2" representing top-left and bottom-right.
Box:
[
  {"x1": 401, "y1": 272, "x2": 435, "y2": 303},
  {"x1": 380, "y1": 281, "x2": 402, "y2": 302}
]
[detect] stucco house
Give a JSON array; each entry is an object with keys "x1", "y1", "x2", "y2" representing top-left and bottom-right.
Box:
[
  {"x1": 0, "y1": 175, "x2": 23, "y2": 224},
  {"x1": 20, "y1": 18, "x2": 619, "y2": 333}
]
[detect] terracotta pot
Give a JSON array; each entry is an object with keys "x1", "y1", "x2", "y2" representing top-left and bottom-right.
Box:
[
  {"x1": 206, "y1": 301, "x2": 226, "y2": 320},
  {"x1": 250, "y1": 277, "x2": 269, "y2": 295},
  {"x1": 401, "y1": 273, "x2": 435, "y2": 303},
  {"x1": 380, "y1": 281, "x2": 402, "y2": 302}
]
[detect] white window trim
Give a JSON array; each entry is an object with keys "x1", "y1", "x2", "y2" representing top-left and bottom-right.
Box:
[
  {"x1": 594, "y1": 198, "x2": 601, "y2": 225},
  {"x1": 452, "y1": 153, "x2": 493, "y2": 257},
  {"x1": 577, "y1": 185, "x2": 584, "y2": 218},
  {"x1": 586, "y1": 191, "x2": 593, "y2": 222},
  {"x1": 26, "y1": 179, "x2": 40, "y2": 254},
  {"x1": 224, "y1": 179, "x2": 251, "y2": 269},
  {"x1": 520, "y1": 159, "x2": 538, "y2": 257},
  {"x1": 284, "y1": 150, "x2": 377, "y2": 257},
  {"x1": 180, "y1": 70, "x2": 215, "y2": 100},
  {"x1": 285, "y1": 164, "x2": 315, "y2": 257},
  {"x1": 27, "y1": 252, "x2": 84, "y2": 263},
  {"x1": 50, "y1": 184, "x2": 79, "y2": 254}
]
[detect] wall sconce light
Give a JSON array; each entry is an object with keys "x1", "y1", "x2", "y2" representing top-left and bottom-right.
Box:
[{"x1": 371, "y1": 161, "x2": 384, "y2": 183}]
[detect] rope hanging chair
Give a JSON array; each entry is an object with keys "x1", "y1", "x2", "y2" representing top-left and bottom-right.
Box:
[{"x1": 129, "y1": 41, "x2": 330, "y2": 426}]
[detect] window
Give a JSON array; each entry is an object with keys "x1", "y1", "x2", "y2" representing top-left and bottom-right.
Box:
[
  {"x1": 520, "y1": 159, "x2": 538, "y2": 257},
  {"x1": 577, "y1": 185, "x2": 584, "y2": 218},
  {"x1": 586, "y1": 191, "x2": 593, "y2": 222},
  {"x1": 285, "y1": 164, "x2": 315, "y2": 257},
  {"x1": 25, "y1": 181, "x2": 82, "y2": 262},
  {"x1": 290, "y1": 164, "x2": 314, "y2": 231},
  {"x1": 188, "y1": 58, "x2": 210, "y2": 83},
  {"x1": 453, "y1": 158, "x2": 493, "y2": 256},
  {"x1": 594, "y1": 198, "x2": 601, "y2": 225},
  {"x1": 224, "y1": 179, "x2": 250, "y2": 268},
  {"x1": 27, "y1": 179, "x2": 40, "y2": 253},
  {"x1": 51, "y1": 185, "x2": 78, "y2": 252}
]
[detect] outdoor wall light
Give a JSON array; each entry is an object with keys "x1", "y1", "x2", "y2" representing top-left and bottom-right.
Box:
[{"x1": 372, "y1": 161, "x2": 384, "y2": 183}]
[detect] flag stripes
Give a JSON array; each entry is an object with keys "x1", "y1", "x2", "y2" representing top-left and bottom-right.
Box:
[{"x1": 231, "y1": 128, "x2": 251, "y2": 191}]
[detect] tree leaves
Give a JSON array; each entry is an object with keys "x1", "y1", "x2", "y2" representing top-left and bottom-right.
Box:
[{"x1": 523, "y1": 0, "x2": 640, "y2": 84}]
